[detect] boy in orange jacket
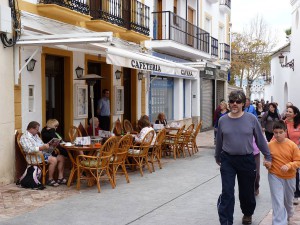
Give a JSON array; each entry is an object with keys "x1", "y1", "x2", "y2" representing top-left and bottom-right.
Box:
[{"x1": 264, "y1": 120, "x2": 300, "y2": 224}]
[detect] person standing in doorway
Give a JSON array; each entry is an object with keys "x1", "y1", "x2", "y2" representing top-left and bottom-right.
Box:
[
  {"x1": 97, "y1": 89, "x2": 110, "y2": 131},
  {"x1": 215, "y1": 90, "x2": 272, "y2": 225}
]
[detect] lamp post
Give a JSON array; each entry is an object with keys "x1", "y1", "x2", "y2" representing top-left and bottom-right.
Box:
[
  {"x1": 75, "y1": 74, "x2": 104, "y2": 136},
  {"x1": 115, "y1": 70, "x2": 122, "y2": 80},
  {"x1": 138, "y1": 71, "x2": 144, "y2": 80},
  {"x1": 278, "y1": 53, "x2": 294, "y2": 71},
  {"x1": 75, "y1": 66, "x2": 84, "y2": 78}
]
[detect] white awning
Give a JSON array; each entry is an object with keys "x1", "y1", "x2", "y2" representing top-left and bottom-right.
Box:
[{"x1": 91, "y1": 43, "x2": 198, "y2": 79}]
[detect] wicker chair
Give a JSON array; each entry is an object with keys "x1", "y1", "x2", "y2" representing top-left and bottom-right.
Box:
[
  {"x1": 68, "y1": 126, "x2": 82, "y2": 142},
  {"x1": 126, "y1": 130, "x2": 155, "y2": 176},
  {"x1": 17, "y1": 133, "x2": 48, "y2": 185},
  {"x1": 163, "y1": 125, "x2": 185, "y2": 160},
  {"x1": 76, "y1": 136, "x2": 118, "y2": 193},
  {"x1": 110, "y1": 134, "x2": 133, "y2": 186},
  {"x1": 123, "y1": 119, "x2": 138, "y2": 134},
  {"x1": 148, "y1": 129, "x2": 166, "y2": 171},
  {"x1": 188, "y1": 121, "x2": 202, "y2": 154},
  {"x1": 178, "y1": 124, "x2": 194, "y2": 157}
]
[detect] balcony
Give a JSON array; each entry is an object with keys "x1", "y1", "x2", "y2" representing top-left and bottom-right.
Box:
[
  {"x1": 37, "y1": 0, "x2": 91, "y2": 22},
  {"x1": 219, "y1": 43, "x2": 230, "y2": 63},
  {"x1": 147, "y1": 11, "x2": 210, "y2": 60},
  {"x1": 211, "y1": 37, "x2": 218, "y2": 59},
  {"x1": 219, "y1": 0, "x2": 231, "y2": 14},
  {"x1": 88, "y1": 0, "x2": 150, "y2": 36}
]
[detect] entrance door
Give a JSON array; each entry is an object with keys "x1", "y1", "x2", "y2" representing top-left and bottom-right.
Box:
[
  {"x1": 87, "y1": 62, "x2": 102, "y2": 120},
  {"x1": 187, "y1": 7, "x2": 194, "y2": 47},
  {"x1": 45, "y1": 55, "x2": 65, "y2": 136},
  {"x1": 201, "y1": 79, "x2": 214, "y2": 130},
  {"x1": 123, "y1": 68, "x2": 132, "y2": 122}
]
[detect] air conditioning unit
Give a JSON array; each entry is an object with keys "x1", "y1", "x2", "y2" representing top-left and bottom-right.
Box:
[{"x1": 0, "y1": 5, "x2": 12, "y2": 34}]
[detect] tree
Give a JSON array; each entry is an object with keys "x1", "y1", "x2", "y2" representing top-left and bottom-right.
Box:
[{"x1": 231, "y1": 15, "x2": 277, "y2": 98}]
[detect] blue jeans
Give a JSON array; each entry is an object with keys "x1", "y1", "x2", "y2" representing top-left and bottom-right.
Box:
[{"x1": 217, "y1": 152, "x2": 256, "y2": 225}]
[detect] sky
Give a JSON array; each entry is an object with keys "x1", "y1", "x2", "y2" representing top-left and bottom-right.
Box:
[{"x1": 231, "y1": 0, "x2": 292, "y2": 50}]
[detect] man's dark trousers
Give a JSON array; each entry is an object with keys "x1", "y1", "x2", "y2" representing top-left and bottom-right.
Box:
[
  {"x1": 99, "y1": 116, "x2": 110, "y2": 131},
  {"x1": 217, "y1": 152, "x2": 256, "y2": 225}
]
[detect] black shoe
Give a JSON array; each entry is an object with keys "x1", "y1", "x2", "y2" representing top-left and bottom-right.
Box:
[{"x1": 242, "y1": 215, "x2": 252, "y2": 224}]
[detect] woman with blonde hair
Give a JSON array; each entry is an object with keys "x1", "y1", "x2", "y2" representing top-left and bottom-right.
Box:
[{"x1": 41, "y1": 119, "x2": 67, "y2": 186}]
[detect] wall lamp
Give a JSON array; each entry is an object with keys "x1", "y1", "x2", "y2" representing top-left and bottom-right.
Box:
[
  {"x1": 138, "y1": 71, "x2": 144, "y2": 80},
  {"x1": 25, "y1": 58, "x2": 37, "y2": 71},
  {"x1": 115, "y1": 70, "x2": 122, "y2": 80},
  {"x1": 75, "y1": 66, "x2": 84, "y2": 78},
  {"x1": 278, "y1": 53, "x2": 294, "y2": 71}
]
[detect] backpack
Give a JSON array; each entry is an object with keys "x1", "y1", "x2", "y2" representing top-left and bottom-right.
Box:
[{"x1": 16, "y1": 166, "x2": 45, "y2": 190}]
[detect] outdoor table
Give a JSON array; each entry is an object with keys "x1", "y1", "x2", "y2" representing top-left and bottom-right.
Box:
[{"x1": 61, "y1": 144, "x2": 102, "y2": 187}]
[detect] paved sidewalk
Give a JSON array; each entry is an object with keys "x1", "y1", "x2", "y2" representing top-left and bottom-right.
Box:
[{"x1": 0, "y1": 129, "x2": 299, "y2": 224}]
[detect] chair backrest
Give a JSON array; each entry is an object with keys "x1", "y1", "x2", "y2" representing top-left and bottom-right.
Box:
[
  {"x1": 113, "y1": 119, "x2": 122, "y2": 136},
  {"x1": 123, "y1": 119, "x2": 134, "y2": 133},
  {"x1": 68, "y1": 126, "x2": 82, "y2": 142},
  {"x1": 100, "y1": 136, "x2": 118, "y2": 155},
  {"x1": 78, "y1": 122, "x2": 88, "y2": 137},
  {"x1": 113, "y1": 134, "x2": 133, "y2": 163},
  {"x1": 186, "y1": 124, "x2": 194, "y2": 133},
  {"x1": 192, "y1": 121, "x2": 202, "y2": 139},
  {"x1": 16, "y1": 133, "x2": 26, "y2": 161},
  {"x1": 117, "y1": 134, "x2": 133, "y2": 150},
  {"x1": 154, "y1": 128, "x2": 166, "y2": 146},
  {"x1": 140, "y1": 130, "x2": 155, "y2": 147}
]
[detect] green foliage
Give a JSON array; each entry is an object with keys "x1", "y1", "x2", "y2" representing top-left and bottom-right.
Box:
[{"x1": 285, "y1": 28, "x2": 291, "y2": 36}]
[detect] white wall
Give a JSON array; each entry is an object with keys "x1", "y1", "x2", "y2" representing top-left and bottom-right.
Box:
[
  {"x1": 0, "y1": 0, "x2": 15, "y2": 185},
  {"x1": 173, "y1": 78, "x2": 184, "y2": 120}
]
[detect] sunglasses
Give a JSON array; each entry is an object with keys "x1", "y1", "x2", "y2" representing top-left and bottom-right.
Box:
[{"x1": 229, "y1": 99, "x2": 243, "y2": 104}]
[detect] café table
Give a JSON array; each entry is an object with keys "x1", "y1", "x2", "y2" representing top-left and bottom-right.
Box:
[{"x1": 61, "y1": 144, "x2": 102, "y2": 187}]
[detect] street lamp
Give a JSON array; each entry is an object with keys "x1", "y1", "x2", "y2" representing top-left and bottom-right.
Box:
[
  {"x1": 25, "y1": 58, "x2": 37, "y2": 71},
  {"x1": 115, "y1": 70, "x2": 122, "y2": 80},
  {"x1": 75, "y1": 74, "x2": 104, "y2": 136},
  {"x1": 278, "y1": 53, "x2": 294, "y2": 71},
  {"x1": 75, "y1": 66, "x2": 84, "y2": 78},
  {"x1": 138, "y1": 71, "x2": 144, "y2": 80}
]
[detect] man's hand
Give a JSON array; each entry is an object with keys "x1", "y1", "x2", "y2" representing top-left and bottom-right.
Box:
[
  {"x1": 263, "y1": 161, "x2": 272, "y2": 169},
  {"x1": 216, "y1": 160, "x2": 221, "y2": 166},
  {"x1": 39, "y1": 144, "x2": 49, "y2": 151},
  {"x1": 280, "y1": 165, "x2": 289, "y2": 173}
]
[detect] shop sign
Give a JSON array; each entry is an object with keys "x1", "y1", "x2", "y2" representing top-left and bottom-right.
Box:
[
  {"x1": 180, "y1": 70, "x2": 194, "y2": 77},
  {"x1": 131, "y1": 60, "x2": 161, "y2": 72}
]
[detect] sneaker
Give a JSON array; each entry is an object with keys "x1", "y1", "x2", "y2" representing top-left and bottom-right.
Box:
[
  {"x1": 242, "y1": 215, "x2": 252, "y2": 224},
  {"x1": 293, "y1": 198, "x2": 299, "y2": 205}
]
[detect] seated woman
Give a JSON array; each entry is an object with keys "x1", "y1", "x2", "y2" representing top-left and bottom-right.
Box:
[
  {"x1": 155, "y1": 112, "x2": 167, "y2": 126},
  {"x1": 135, "y1": 118, "x2": 156, "y2": 145},
  {"x1": 87, "y1": 117, "x2": 101, "y2": 136},
  {"x1": 41, "y1": 119, "x2": 67, "y2": 185}
]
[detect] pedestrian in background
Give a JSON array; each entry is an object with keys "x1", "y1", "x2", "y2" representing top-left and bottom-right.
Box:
[
  {"x1": 97, "y1": 89, "x2": 110, "y2": 131},
  {"x1": 244, "y1": 98, "x2": 257, "y2": 117},
  {"x1": 285, "y1": 105, "x2": 300, "y2": 205},
  {"x1": 213, "y1": 101, "x2": 229, "y2": 144},
  {"x1": 264, "y1": 120, "x2": 300, "y2": 224},
  {"x1": 261, "y1": 102, "x2": 281, "y2": 142},
  {"x1": 215, "y1": 90, "x2": 272, "y2": 225},
  {"x1": 281, "y1": 102, "x2": 293, "y2": 120}
]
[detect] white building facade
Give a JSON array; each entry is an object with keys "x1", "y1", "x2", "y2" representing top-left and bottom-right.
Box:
[{"x1": 265, "y1": 0, "x2": 299, "y2": 109}]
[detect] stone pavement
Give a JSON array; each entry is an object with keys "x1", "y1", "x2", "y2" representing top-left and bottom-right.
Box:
[{"x1": 0, "y1": 129, "x2": 300, "y2": 224}]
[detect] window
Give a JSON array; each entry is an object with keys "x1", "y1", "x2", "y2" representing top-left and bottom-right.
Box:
[
  {"x1": 149, "y1": 76, "x2": 174, "y2": 122},
  {"x1": 205, "y1": 17, "x2": 212, "y2": 34}
]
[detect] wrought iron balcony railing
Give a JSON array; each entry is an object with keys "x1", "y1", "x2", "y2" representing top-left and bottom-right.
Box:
[
  {"x1": 211, "y1": 37, "x2": 218, "y2": 57},
  {"x1": 220, "y1": 0, "x2": 231, "y2": 9},
  {"x1": 153, "y1": 11, "x2": 210, "y2": 54},
  {"x1": 89, "y1": 0, "x2": 150, "y2": 35},
  {"x1": 38, "y1": 0, "x2": 90, "y2": 15},
  {"x1": 219, "y1": 43, "x2": 230, "y2": 61}
]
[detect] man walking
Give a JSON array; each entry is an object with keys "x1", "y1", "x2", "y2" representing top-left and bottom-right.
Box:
[
  {"x1": 97, "y1": 89, "x2": 110, "y2": 131},
  {"x1": 244, "y1": 98, "x2": 257, "y2": 116},
  {"x1": 215, "y1": 90, "x2": 272, "y2": 225}
]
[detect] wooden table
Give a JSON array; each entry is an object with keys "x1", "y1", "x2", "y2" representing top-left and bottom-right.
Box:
[{"x1": 61, "y1": 144, "x2": 102, "y2": 187}]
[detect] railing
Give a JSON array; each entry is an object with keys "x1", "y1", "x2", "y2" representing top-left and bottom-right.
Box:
[
  {"x1": 220, "y1": 0, "x2": 231, "y2": 9},
  {"x1": 38, "y1": 0, "x2": 90, "y2": 15},
  {"x1": 219, "y1": 43, "x2": 230, "y2": 61},
  {"x1": 211, "y1": 37, "x2": 218, "y2": 57},
  {"x1": 152, "y1": 11, "x2": 210, "y2": 54},
  {"x1": 89, "y1": 0, "x2": 150, "y2": 36}
]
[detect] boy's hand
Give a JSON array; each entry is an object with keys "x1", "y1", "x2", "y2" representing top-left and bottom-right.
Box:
[
  {"x1": 280, "y1": 165, "x2": 289, "y2": 173},
  {"x1": 263, "y1": 161, "x2": 272, "y2": 169}
]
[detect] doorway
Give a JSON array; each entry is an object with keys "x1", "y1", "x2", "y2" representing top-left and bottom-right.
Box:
[
  {"x1": 187, "y1": 7, "x2": 194, "y2": 46},
  {"x1": 45, "y1": 55, "x2": 65, "y2": 136},
  {"x1": 87, "y1": 62, "x2": 102, "y2": 120},
  {"x1": 123, "y1": 68, "x2": 132, "y2": 122},
  {"x1": 157, "y1": 0, "x2": 162, "y2": 39}
]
